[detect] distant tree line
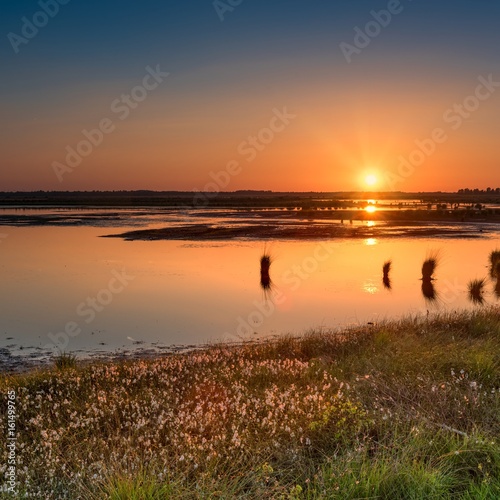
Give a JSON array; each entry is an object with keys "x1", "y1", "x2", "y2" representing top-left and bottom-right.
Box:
[{"x1": 458, "y1": 188, "x2": 500, "y2": 194}]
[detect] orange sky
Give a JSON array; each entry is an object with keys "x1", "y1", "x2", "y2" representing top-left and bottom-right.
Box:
[{"x1": 1, "y1": 2, "x2": 499, "y2": 192}]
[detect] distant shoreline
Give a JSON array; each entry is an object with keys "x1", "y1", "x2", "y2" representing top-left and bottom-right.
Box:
[{"x1": 0, "y1": 190, "x2": 500, "y2": 208}]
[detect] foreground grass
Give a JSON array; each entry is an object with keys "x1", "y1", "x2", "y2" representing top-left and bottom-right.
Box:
[{"x1": 1, "y1": 309, "x2": 499, "y2": 499}]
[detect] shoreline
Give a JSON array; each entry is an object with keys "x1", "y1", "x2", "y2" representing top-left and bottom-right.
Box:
[
  {"x1": 1, "y1": 307, "x2": 496, "y2": 375},
  {"x1": 1, "y1": 206, "x2": 498, "y2": 240}
]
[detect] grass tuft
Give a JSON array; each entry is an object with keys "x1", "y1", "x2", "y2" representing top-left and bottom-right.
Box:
[
  {"x1": 260, "y1": 250, "x2": 273, "y2": 293},
  {"x1": 489, "y1": 250, "x2": 500, "y2": 278},
  {"x1": 53, "y1": 352, "x2": 77, "y2": 370},
  {"x1": 422, "y1": 250, "x2": 440, "y2": 281}
]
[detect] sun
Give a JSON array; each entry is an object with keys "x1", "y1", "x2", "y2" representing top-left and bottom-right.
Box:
[{"x1": 365, "y1": 174, "x2": 378, "y2": 187}]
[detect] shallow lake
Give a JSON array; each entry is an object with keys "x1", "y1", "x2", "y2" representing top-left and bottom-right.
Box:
[{"x1": 0, "y1": 208, "x2": 499, "y2": 366}]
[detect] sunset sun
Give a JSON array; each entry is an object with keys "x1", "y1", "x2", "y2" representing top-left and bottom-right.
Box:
[{"x1": 365, "y1": 174, "x2": 378, "y2": 187}]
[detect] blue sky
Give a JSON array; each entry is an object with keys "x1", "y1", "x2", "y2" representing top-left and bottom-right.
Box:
[{"x1": 1, "y1": 0, "x2": 499, "y2": 191}]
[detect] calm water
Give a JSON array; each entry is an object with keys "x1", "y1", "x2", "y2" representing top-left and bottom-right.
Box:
[{"x1": 0, "y1": 208, "x2": 499, "y2": 364}]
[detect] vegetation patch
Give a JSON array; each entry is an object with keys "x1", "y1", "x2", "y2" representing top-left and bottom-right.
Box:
[{"x1": 1, "y1": 308, "x2": 499, "y2": 498}]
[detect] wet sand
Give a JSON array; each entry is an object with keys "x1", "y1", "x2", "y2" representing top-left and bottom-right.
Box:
[
  {"x1": 0, "y1": 338, "x2": 282, "y2": 374},
  {"x1": 1, "y1": 208, "x2": 497, "y2": 239},
  {"x1": 104, "y1": 219, "x2": 494, "y2": 241}
]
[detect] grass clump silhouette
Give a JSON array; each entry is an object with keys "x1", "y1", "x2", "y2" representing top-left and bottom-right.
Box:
[
  {"x1": 421, "y1": 251, "x2": 440, "y2": 302},
  {"x1": 468, "y1": 278, "x2": 487, "y2": 305},
  {"x1": 490, "y1": 250, "x2": 500, "y2": 278},
  {"x1": 494, "y1": 263, "x2": 500, "y2": 299},
  {"x1": 260, "y1": 251, "x2": 273, "y2": 293},
  {"x1": 422, "y1": 256, "x2": 439, "y2": 281}
]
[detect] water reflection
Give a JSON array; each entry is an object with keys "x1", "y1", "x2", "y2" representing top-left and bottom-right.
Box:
[
  {"x1": 2, "y1": 219, "x2": 500, "y2": 359},
  {"x1": 420, "y1": 252, "x2": 440, "y2": 303},
  {"x1": 382, "y1": 260, "x2": 392, "y2": 290},
  {"x1": 363, "y1": 280, "x2": 378, "y2": 295},
  {"x1": 468, "y1": 278, "x2": 486, "y2": 305},
  {"x1": 421, "y1": 279, "x2": 438, "y2": 302}
]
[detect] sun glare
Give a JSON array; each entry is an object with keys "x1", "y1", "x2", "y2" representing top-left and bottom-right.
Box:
[
  {"x1": 365, "y1": 174, "x2": 378, "y2": 187},
  {"x1": 365, "y1": 205, "x2": 377, "y2": 214}
]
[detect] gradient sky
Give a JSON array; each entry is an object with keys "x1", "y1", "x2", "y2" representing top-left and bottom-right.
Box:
[{"x1": 1, "y1": 0, "x2": 499, "y2": 192}]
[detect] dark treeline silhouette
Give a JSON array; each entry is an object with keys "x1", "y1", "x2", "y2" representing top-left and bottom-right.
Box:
[
  {"x1": 458, "y1": 188, "x2": 500, "y2": 194},
  {"x1": 0, "y1": 191, "x2": 360, "y2": 210},
  {"x1": 0, "y1": 190, "x2": 499, "y2": 209}
]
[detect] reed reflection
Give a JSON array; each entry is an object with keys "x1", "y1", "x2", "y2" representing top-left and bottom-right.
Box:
[
  {"x1": 260, "y1": 251, "x2": 273, "y2": 297},
  {"x1": 421, "y1": 252, "x2": 440, "y2": 303},
  {"x1": 468, "y1": 278, "x2": 486, "y2": 305},
  {"x1": 382, "y1": 260, "x2": 392, "y2": 290}
]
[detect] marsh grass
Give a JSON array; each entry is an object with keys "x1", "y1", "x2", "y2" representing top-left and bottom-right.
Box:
[
  {"x1": 53, "y1": 352, "x2": 77, "y2": 370},
  {"x1": 420, "y1": 251, "x2": 441, "y2": 302},
  {"x1": 468, "y1": 278, "x2": 487, "y2": 305},
  {"x1": 422, "y1": 251, "x2": 440, "y2": 281},
  {"x1": 1, "y1": 309, "x2": 500, "y2": 498},
  {"x1": 489, "y1": 250, "x2": 500, "y2": 278},
  {"x1": 260, "y1": 250, "x2": 273, "y2": 293}
]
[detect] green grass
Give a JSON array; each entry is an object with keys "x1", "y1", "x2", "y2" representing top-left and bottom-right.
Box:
[
  {"x1": 1, "y1": 308, "x2": 499, "y2": 499},
  {"x1": 53, "y1": 352, "x2": 78, "y2": 371}
]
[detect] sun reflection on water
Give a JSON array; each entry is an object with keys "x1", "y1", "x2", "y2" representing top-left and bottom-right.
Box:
[{"x1": 363, "y1": 280, "x2": 379, "y2": 294}]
